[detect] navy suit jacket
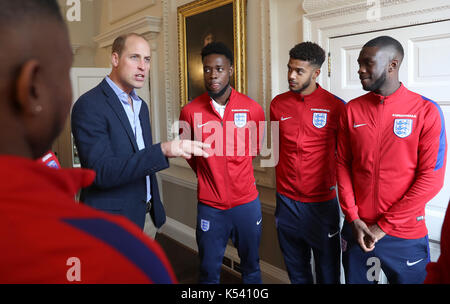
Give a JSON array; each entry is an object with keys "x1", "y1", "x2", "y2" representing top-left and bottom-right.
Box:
[{"x1": 71, "y1": 78, "x2": 169, "y2": 229}]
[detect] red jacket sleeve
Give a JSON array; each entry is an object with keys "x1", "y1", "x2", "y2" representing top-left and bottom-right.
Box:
[
  {"x1": 377, "y1": 103, "x2": 447, "y2": 234},
  {"x1": 336, "y1": 105, "x2": 360, "y2": 223}
]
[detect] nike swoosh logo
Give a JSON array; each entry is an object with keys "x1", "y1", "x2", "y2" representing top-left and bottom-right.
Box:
[
  {"x1": 281, "y1": 116, "x2": 292, "y2": 121},
  {"x1": 328, "y1": 231, "x2": 339, "y2": 238},
  {"x1": 197, "y1": 122, "x2": 209, "y2": 128},
  {"x1": 256, "y1": 218, "x2": 262, "y2": 225},
  {"x1": 406, "y1": 259, "x2": 424, "y2": 266},
  {"x1": 353, "y1": 123, "x2": 367, "y2": 128}
]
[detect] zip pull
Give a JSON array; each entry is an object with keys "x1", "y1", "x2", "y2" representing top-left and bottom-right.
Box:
[{"x1": 380, "y1": 97, "x2": 385, "y2": 104}]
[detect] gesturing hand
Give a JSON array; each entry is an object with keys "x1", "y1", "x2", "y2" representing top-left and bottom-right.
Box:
[{"x1": 161, "y1": 140, "x2": 210, "y2": 159}]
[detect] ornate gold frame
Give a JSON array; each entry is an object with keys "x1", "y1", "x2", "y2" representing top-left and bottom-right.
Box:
[{"x1": 177, "y1": 0, "x2": 247, "y2": 107}]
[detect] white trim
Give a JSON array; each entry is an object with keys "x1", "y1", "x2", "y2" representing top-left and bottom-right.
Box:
[
  {"x1": 302, "y1": 0, "x2": 364, "y2": 14},
  {"x1": 159, "y1": 217, "x2": 198, "y2": 251},
  {"x1": 71, "y1": 44, "x2": 82, "y2": 55},
  {"x1": 159, "y1": 170, "x2": 197, "y2": 191},
  {"x1": 159, "y1": 217, "x2": 289, "y2": 284},
  {"x1": 163, "y1": 0, "x2": 175, "y2": 141},
  {"x1": 93, "y1": 16, "x2": 162, "y2": 48},
  {"x1": 107, "y1": 0, "x2": 156, "y2": 24}
]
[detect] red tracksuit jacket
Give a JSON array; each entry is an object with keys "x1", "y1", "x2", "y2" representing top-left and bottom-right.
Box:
[
  {"x1": 337, "y1": 84, "x2": 447, "y2": 239},
  {"x1": 0, "y1": 156, "x2": 176, "y2": 283},
  {"x1": 179, "y1": 88, "x2": 266, "y2": 209},
  {"x1": 270, "y1": 84, "x2": 345, "y2": 202}
]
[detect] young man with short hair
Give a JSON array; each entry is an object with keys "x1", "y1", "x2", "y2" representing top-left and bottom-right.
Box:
[
  {"x1": 179, "y1": 42, "x2": 266, "y2": 284},
  {"x1": 270, "y1": 42, "x2": 345, "y2": 284},
  {"x1": 337, "y1": 36, "x2": 447, "y2": 284}
]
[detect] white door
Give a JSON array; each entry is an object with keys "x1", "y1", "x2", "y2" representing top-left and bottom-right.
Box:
[
  {"x1": 329, "y1": 20, "x2": 450, "y2": 261},
  {"x1": 70, "y1": 68, "x2": 111, "y2": 168}
]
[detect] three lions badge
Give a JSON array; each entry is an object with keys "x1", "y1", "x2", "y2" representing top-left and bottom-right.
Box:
[
  {"x1": 313, "y1": 112, "x2": 327, "y2": 128},
  {"x1": 234, "y1": 113, "x2": 247, "y2": 128},
  {"x1": 394, "y1": 119, "x2": 413, "y2": 138}
]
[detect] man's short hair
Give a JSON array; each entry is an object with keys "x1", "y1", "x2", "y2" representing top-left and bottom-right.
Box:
[
  {"x1": 0, "y1": 0, "x2": 64, "y2": 86},
  {"x1": 201, "y1": 42, "x2": 234, "y2": 65},
  {"x1": 0, "y1": 0, "x2": 63, "y2": 26},
  {"x1": 363, "y1": 35, "x2": 405, "y2": 60},
  {"x1": 289, "y1": 42, "x2": 326, "y2": 68},
  {"x1": 112, "y1": 33, "x2": 147, "y2": 57}
]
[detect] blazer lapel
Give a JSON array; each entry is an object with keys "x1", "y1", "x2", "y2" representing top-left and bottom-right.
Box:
[
  {"x1": 100, "y1": 79, "x2": 139, "y2": 152},
  {"x1": 139, "y1": 100, "x2": 153, "y2": 148}
]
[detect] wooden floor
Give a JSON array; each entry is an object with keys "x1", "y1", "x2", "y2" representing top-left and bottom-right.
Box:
[{"x1": 155, "y1": 233, "x2": 241, "y2": 284}]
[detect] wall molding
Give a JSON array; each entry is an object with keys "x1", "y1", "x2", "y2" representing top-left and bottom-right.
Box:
[
  {"x1": 108, "y1": 0, "x2": 156, "y2": 24},
  {"x1": 93, "y1": 16, "x2": 162, "y2": 48},
  {"x1": 71, "y1": 44, "x2": 82, "y2": 55},
  {"x1": 302, "y1": 0, "x2": 363, "y2": 14},
  {"x1": 162, "y1": 0, "x2": 175, "y2": 141},
  {"x1": 303, "y1": 0, "x2": 416, "y2": 20}
]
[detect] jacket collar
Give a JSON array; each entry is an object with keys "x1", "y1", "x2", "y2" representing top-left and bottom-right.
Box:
[
  {"x1": 100, "y1": 78, "x2": 139, "y2": 151},
  {"x1": 368, "y1": 82, "x2": 407, "y2": 104},
  {"x1": 287, "y1": 83, "x2": 324, "y2": 102},
  {"x1": 201, "y1": 87, "x2": 238, "y2": 119},
  {"x1": 0, "y1": 155, "x2": 95, "y2": 201}
]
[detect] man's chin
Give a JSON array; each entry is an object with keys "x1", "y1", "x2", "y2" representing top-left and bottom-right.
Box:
[
  {"x1": 207, "y1": 84, "x2": 230, "y2": 99},
  {"x1": 361, "y1": 83, "x2": 376, "y2": 92},
  {"x1": 361, "y1": 85, "x2": 370, "y2": 91},
  {"x1": 133, "y1": 82, "x2": 145, "y2": 89}
]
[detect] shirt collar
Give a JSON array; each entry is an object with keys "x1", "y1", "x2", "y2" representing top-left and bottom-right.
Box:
[
  {"x1": 105, "y1": 76, "x2": 140, "y2": 103},
  {"x1": 288, "y1": 83, "x2": 323, "y2": 101}
]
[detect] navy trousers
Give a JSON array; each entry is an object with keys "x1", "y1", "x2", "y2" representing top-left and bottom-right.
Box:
[
  {"x1": 275, "y1": 193, "x2": 341, "y2": 284},
  {"x1": 196, "y1": 197, "x2": 262, "y2": 284},
  {"x1": 341, "y1": 221, "x2": 430, "y2": 284}
]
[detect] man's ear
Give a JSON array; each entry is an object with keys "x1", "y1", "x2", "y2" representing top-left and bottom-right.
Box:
[
  {"x1": 389, "y1": 59, "x2": 400, "y2": 73},
  {"x1": 229, "y1": 65, "x2": 234, "y2": 77},
  {"x1": 15, "y1": 59, "x2": 42, "y2": 116},
  {"x1": 111, "y1": 52, "x2": 120, "y2": 68},
  {"x1": 312, "y1": 68, "x2": 321, "y2": 81}
]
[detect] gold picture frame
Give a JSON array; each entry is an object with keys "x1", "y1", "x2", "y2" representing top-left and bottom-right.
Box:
[{"x1": 177, "y1": 0, "x2": 247, "y2": 107}]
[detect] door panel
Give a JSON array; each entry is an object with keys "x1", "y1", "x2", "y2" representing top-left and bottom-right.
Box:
[{"x1": 70, "y1": 68, "x2": 111, "y2": 167}]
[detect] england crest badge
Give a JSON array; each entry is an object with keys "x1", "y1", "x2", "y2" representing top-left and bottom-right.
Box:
[
  {"x1": 312, "y1": 112, "x2": 327, "y2": 129},
  {"x1": 393, "y1": 119, "x2": 413, "y2": 138},
  {"x1": 200, "y1": 219, "x2": 210, "y2": 232},
  {"x1": 234, "y1": 113, "x2": 247, "y2": 128}
]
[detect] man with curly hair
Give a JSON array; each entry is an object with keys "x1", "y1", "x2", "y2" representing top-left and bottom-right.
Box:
[{"x1": 270, "y1": 42, "x2": 345, "y2": 284}]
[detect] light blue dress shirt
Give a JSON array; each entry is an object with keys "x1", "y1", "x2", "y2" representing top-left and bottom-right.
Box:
[{"x1": 105, "y1": 76, "x2": 151, "y2": 202}]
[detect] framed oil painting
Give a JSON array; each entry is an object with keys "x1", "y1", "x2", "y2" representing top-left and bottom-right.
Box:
[{"x1": 178, "y1": 0, "x2": 247, "y2": 106}]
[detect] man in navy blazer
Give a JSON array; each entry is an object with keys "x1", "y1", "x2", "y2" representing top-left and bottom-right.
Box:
[{"x1": 72, "y1": 33, "x2": 208, "y2": 230}]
